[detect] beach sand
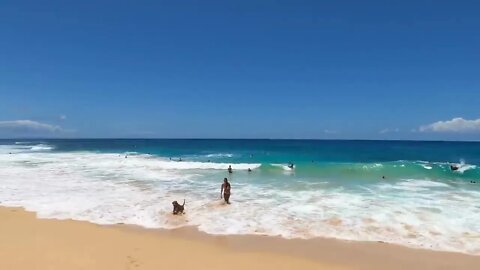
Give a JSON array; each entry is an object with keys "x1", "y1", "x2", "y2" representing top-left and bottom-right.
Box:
[{"x1": 1, "y1": 207, "x2": 479, "y2": 270}]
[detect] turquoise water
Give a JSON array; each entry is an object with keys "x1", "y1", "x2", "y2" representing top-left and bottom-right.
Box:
[
  {"x1": 23, "y1": 139, "x2": 480, "y2": 180},
  {"x1": 0, "y1": 139, "x2": 479, "y2": 254}
]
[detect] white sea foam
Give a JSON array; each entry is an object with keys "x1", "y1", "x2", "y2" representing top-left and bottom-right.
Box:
[
  {"x1": 457, "y1": 164, "x2": 476, "y2": 174},
  {"x1": 421, "y1": 164, "x2": 433, "y2": 170},
  {"x1": 30, "y1": 144, "x2": 54, "y2": 151},
  {"x1": 0, "y1": 145, "x2": 479, "y2": 255},
  {"x1": 0, "y1": 143, "x2": 53, "y2": 154},
  {"x1": 154, "y1": 160, "x2": 259, "y2": 170},
  {"x1": 271, "y1": 163, "x2": 294, "y2": 171},
  {"x1": 361, "y1": 163, "x2": 383, "y2": 170},
  {"x1": 205, "y1": 153, "x2": 234, "y2": 158}
]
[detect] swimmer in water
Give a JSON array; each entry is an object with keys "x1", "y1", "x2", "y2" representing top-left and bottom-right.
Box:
[
  {"x1": 248, "y1": 168, "x2": 252, "y2": 172},
  {"x1": 228, "y1": 165, "x2": 233, "y2": 174},
  {"x1": 288, "y1": 162, "x2": 294, "y2": 169},
  {"x1": 220, "y1": 178, "x2": 231, "y2": 204}
]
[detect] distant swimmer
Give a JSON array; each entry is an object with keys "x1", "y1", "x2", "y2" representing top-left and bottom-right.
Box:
[
  {"x1": 450, "y1": 164, "x2": 459, "y2": 171},
  {"x1": 169, "y1": 157, "x2": 172, "y2": 160},
  {"x1": 221, "y1": 178, "x2": 231, "y2": 204},
  {"x1": 248, "y1": 168, "x2": 252, "y2": 172},
  {"x1": 382, "y1": 176, "x2": 386, "y2": 179},
  {"x1": 228, "y1": 165, "x2": 233, "y2": 173},
  {"x1": 125, "y1": 154, "x2": 128, "y2": 159},
  {"x1": 471, "y1": 181, "x2": 477, "y2": 184},
  {"x1": 179, "y1": 158, "x2": 183, "y2": 162},
  {"x1": 288, "y1": 162, "x2": 294, "y2": 169}
]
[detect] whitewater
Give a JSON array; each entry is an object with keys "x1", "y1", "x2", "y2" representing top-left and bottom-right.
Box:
[{"x1": 0, "y1": 140, "x2": 479, "y2": 255}]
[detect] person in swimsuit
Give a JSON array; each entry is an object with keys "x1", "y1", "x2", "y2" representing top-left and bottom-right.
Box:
[
  {"x1": 221, "y1": 178, "x2": 231, "y2": 204},
  {"x1": 228, "y1": 165, "x2": 233, "y2": 174}
]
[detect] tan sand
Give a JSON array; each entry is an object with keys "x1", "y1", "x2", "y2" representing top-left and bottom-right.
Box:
[{"x1": 1, "y1": 207, "x2": 479, "y2": 270}]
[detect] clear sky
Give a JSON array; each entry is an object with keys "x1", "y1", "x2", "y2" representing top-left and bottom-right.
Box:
[{"x1": 1, "y1": 1, "x2": 479, "y2": 140}]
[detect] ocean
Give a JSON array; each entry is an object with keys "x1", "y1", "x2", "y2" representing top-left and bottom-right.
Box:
[{"x1": 0, "y1": 139, "x2": 479, "y2": 254}]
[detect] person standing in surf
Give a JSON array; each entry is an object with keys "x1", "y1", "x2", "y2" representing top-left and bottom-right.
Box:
[{"x1": 221, "y1": 178, "x2": 231, "y2": 204}]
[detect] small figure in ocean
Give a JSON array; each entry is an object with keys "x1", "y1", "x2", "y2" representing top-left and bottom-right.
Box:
[
  {"x1": 248, "y1": 168, "x2": 252, "y2": 172},
  {"x1": 179, "y1": 158, "x2": 182, "y2": 162},
  {"x1": 450, "y1": 164, "x2": 459, "y2": 171},
  {"x1": 228, "y1": 165, "x2": 233, "y2": 173},
  {"x1": 288, "y1": 162, "x2": 294, "y2": 169},
  {"x1": 169, "y1": 157, "x2": 172, "y2": 160},
  {"x1": 221, "y1": 178, "x2": 231, "y2": 204},
  {"x1": 382, "y1": 176, "x2": 386, "y2": 179},
  {"x1": 125, "y1": 154, "x2": 128, "y2": 159}
]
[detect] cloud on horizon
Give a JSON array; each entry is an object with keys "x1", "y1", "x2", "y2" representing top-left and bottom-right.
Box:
[
  {"x1": 0, "y1": 120, "x2": 64, "y2": 135},
  {"x1": 419, "y1": 117, "x2": 480, "y2": 133},
  {"x1": 323, "y1": 129, "x2": 338, "y2": 134},
  {"x1": 380, "y1": 128, "x2": 400, "y2": 134}
]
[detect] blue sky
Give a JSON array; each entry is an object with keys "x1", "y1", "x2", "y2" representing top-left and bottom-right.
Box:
[{"x1": 1, "y1": 1, "x2": 479, "y2": 140}]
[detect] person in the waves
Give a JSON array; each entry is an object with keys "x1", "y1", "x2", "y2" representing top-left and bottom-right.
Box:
[{"x1": 221, "y1": 178, "x2": 231, "y2": 204}]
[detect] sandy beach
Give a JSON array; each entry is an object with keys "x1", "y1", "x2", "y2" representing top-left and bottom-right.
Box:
[{"x1": 1, "y1": 207, "x2": 479, "y2": 270}]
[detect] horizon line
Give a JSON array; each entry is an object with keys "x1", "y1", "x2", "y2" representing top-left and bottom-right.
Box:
[{"x1": 1, "y1": 137, "x2": 479, "y2": 143}]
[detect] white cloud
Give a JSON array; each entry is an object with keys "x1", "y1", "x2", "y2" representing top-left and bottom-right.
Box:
[
  {"x1": 59, "y1": 115, "x2": 67, "y2": 120},
  {"x1": 419, "y1": 117, "x2": 480, "y2": 133},
  {"x1": 0, "y1": 120, "x2": 63, "y2": 133},
  {"x1": 380, "y1": 128, "x2": 399, "y2": 134}
]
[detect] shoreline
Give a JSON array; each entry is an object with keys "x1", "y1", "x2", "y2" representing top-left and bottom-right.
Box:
[{"x1": 1, "y1": 207, "x2": 479, "y2": 270}]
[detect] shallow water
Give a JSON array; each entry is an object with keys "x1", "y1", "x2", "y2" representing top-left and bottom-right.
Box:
[{"x1": 0, "y1": 139, "x2": 479, "y2": 254}]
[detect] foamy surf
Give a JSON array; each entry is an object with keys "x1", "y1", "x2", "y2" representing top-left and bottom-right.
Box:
[
  {"x1": 0, "y1": 142, "x2": 479, "y2": 256},
  {"x1": 271, "y1": 163, "x2": 294, "y2": 171},
  {"x1": 456, "y1": 164, "x2": 477, "y2": 174}
]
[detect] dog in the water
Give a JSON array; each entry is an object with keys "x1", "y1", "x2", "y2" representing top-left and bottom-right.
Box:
[{"x1": 172, "y1": 199, "x2": 185, "y2": 215}]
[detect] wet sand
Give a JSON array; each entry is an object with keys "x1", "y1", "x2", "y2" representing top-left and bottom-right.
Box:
[{"x1": 1, "y1": 207, "x2": 478, "y2": 270}]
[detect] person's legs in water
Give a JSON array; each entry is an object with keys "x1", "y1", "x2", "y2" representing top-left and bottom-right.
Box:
[{"x1": 224, "y1": 193, "x2": 231, "y2": 204}]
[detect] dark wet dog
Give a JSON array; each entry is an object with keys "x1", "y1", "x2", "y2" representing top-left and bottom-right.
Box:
[{"x1": 172, "y1": 199, "x2": 185, "y2": 215}]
